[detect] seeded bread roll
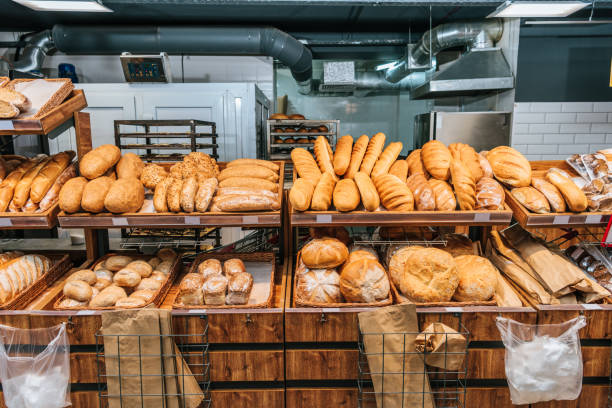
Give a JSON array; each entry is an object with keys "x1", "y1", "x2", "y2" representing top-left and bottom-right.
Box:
[
  {"x1": 428, "y1": 179, "x2": 456, "y2": 211},
  {"x1": 359, "y1": 133, "x2": 386, "y2": 176},
  {"x1": 422, "y1": 140, "x2": 452, "y2": 181},
  {"x1": 141, "y1": 164, "x2": 168, "y2": 190},
  {"x1": 354, "y1": 172, "x2": 380, "y2": 212},
  {"x1": 332, "y1": 179, "x2": 360, "y2": 212},
  {"x1": 344, "y1": 135, "x2": 369, "y2": 179},
  {"x1": 333, "y1": 135, "x2": 353, "y2": 176},
  {"x1": 310, "y1": 172, "x2": 336, "y2": 211},
  {"x1": 450, "y1": 160, "x2": 476, "y2": 210},
  {"x1": 314, "y1": 136, "x2": 337, "y2": 180}
]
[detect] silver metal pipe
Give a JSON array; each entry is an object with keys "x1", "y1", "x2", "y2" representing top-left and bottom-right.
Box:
[{"x1": 11, "y1": 30, "x2": 55, "y2": 73}]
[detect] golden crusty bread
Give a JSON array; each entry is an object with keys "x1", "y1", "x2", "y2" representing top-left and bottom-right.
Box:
[
  {"x1": 0, "y1": 160, "x2": 37, "y2": 212},
  {"x1": 81, "y1": 176, "x2": 114, "y2": 213},
  {"x1": 344, "y1": 135, "x2": 369, "y2": 179},
  {"x1": 359, "y1": 133, "x2": 385, "y2": 176},
  {"x1": 218, "y1": 177, "x2": 278, "y2": 192},
  {"x1": 291, "y1": 148, "x2": 322, "y2": 183},
  {"x1": 218, "y1": 165, "x2": 279, "y2": 182},
  {"x1": 452, "y1": 255, "x2": 497, "y2": 302},
  {"x1": 301, "y1": 237, "x2": 349, "y2": 269},
  {"x1": 406, "y1": 149, "x2": 428, "y2": 177},
  {"x1": 289, "y1": 178, "x2": 316, "y2": 211},
  {"x1": 371, "y1": 141, "x2": 403, "y2": 179},
  {"x1": 478, "y1": 153, "x2": 493, "y2": 178},
  {"x1": 450, "y1": 160, "x2": 476, "y2": 210},
  {"x1": 449, "y1": 142, "x2": 484, "y2": 181},
  {"x1": 474, "y1": 177, "x2": 505, "y2": 210},
  {"x1": 314, "y1": 136, "x2": 337, "y2": 180},
  {"x1": 333, "y1": 135, "x2": 353, "y2": 176},
  {"x1": 104, "y1": 178, "x2": 145, "y2": 213},
  {"x1": 354, "y1": 172, "x2": 380, "y2": 212},
  {"x1": 421, "y1": 140, "x2": 452, "y2": 180},
  {"x1": 332, "y1": 178, "x2": 360, "y2": 212},
  {"x1": 0, "y1": 100, "x2": 19, "y2": 119},
  {"x1": 227, "y1": 159, "x2": 279, "y2": 172},
  {"x1": 373, "y1": 174, "x2": 414, "y2": 211},
  {"x1": 29, "y1": 151, "x2": 74, "y2": 203},
  {"x1": 0, "y1": 87, "x2": 29, "y2": 111},
  {"x1": 511, "y1": 186, "x2": 551, "y2": 214},
  {"x1": 531, "y1": 177, "x2": 566, "y2": 213},
  {"x1": 79, "y1": 144, "x2": 121, "y2": 180},
  {"x1": 116, "y1": 152, "x2": 144, "y2": 180},
  {"x1": 310, "y1": 172, "x2": 336, "y2": 211},
  {"x1": 12, "y1": 156, "x2": 50, "y2": 208},
  {"x1": 59, "y1": 176, "x2": 88, "y2": 213},
  {"x1": 339, "y1": 258, "x2": 390, "y2": 303},
  {"x1": 406, "y1": 173, "x2": 435, "y2": 211},
  {"x1": 487, "y1": 146, "x2": 531, "y2": 187},
  {"x1": 388, "y1": 160, "x2": 408, "y2": 183},
  {"x1": 545, "y1": 169, "x2": 587, "y2": 212},
  {"x1": 296, "y1": 269, "x2": 341, "y2": 304},
  {"x1": 428, "y1": 179, "x2": 456, "y2": 211}
]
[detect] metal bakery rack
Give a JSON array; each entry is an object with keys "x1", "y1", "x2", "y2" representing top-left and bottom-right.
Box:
[{"x1": 266, "y1": 119, "x2": 339, "y2": 161}]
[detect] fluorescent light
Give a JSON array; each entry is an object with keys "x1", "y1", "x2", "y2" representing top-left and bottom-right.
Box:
[
  {"x1": 12, "y1": 0, "x2": 112, "y2": 12},
  {"x1": 488, "y1": 1, "x2": 589, "y2": 18}
]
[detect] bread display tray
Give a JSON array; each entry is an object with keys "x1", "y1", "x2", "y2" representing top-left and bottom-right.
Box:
[
  {"x1": 58, "y1": 161, "x2": 284, "y2": 228},
  {"x1": 0, "y1": 202, "x2": 61, "y2": 229},
  {"x1": 9, "y1": 78, "x2": 74, "y2": 119},
  {"x1": 505, "y1": 160, "x2": 611, "y2": 227},
  {"x1": 293, "y1": 252, "x2": 393, "y2": 308},
  {"x1": 0, "y1": 89, "x2": 87, "y2": 136},
  {"x1": 173, "y1": 252, "x2": 275, "y2": 309},
  {"x1": 1, "y1": 253, "x2": 71, "y2": 310},
  {"x1": 53, "y1": 252, "x2": 180, "y2": 310},
  {"x1": 290, "y1": 169, "x2": 513, "y2": 227}
]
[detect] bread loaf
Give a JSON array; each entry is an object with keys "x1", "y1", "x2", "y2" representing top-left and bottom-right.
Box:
[
  {"x1": 126, "y1": 260, "x2": 153, "y2": 278},
  {"x1": 0, "y1": 157, "x2": 6, "y2": 181},
  {"x1": 531, "y1": 177, "x2": 566, "y2": 213},
  {"x1": 115, "y1": 297, "x2": 147, "y2": 308},
  {"x1": 388, "y1": 160, "x2": 408, "y2": 183},
  {"x1": 57, "y1": 298, "x2": 88, "y2": 309},
  {"x1": 195, "y1": 177, "x2": 217, "y2": 212},
  {"x1": 291, "y1": 148, "x2": 322, "y2": 183},
  {"x1": 212, "y1": 194, "x2": 280, "y2": 212},
  {"x1": 545, "y1": 169, "x2": 587, "y2": 212},
  {"x1": 0, "y1": 88, "x2": 28, "y2": 111},
  {"x1": 79, "y1": 144, "x2": 121, "y2": 180},
  {"x1": 487, "y1": 146, "x2": 531, "y2": 187},
  {"x1": 406, "y1": 149, "x2": 428, "y2": 177},
  {"x1": 359, "y1": 133, "x2": 386, "y2": 176},
  {"x1": 90, "y1": 286, "x2": 127, "y2": 308},
  {"x1": 296, "y1": 269, "x2": 342, "y2": 304},
  {"x1": 198, "y1": 259, "x2": 222, "y2": 281},
  {"x1": 13, "y1": 157, "x2": 50, "y2": 208},
  {"x1": 153, "y1": 177, "x2": 172, "y2": 213},
  {"x1": 66, "y1": 270, "x2": 97, "y2": 285},
  {"x1": 222, "y1": 258, "x2": 246, "y2": 278},
  {"x1": 180, "y1": 176, "x2": 197, "y2": 212},
  {"x1": 227, "y1": 158, "x2": 279, "y2": 172},
  {"x1": 474, "y1": 177, "x2": 505, "y2": 210},
  {"x1": 81, "y1": 176, "x2": 114, "y2": 213},
  {"x1": 422, "y1": 140, "x2": 452, "y2": 180},
  {"x1": 135, "y1": 277, "x2": 161, "y2": 292},
  {"x1": 202, "y1": 274, "x2": 228, "y2": 305},
  {"x1": 346, "y1": 246, "x2": 379, "y2": 265},
  {"x1": 373, "y1": 174, "x2": 414, "y2": 211},
  {"x1": 177, "y1": 273, "x2": 204, "y2": 305},
  {"x1": 0, "y1": 160, "x2": 37, "y2": 212},
  {"x1": 452, "y1": 255, "x2": 497, "y2": 302},
  {"x1": 310, "y1": 172, "x2": 336, "y2": 211},
  {"x1": 511, "y1": 187, "x2": 551, "y2": 214},
  {"x1": 113, "y1": 268, "x2": 142, "y2": 287},
  {"x1": 289, "y1": 178, "x2": 316, "y2": 211},
  {"x1": 354, "y1": 172, "x2": 380, "y2": 212},
  {"x1": 30, "y1": 151, "x2": 74, "y2": 203},
  {"x1": 104, "y1": 255, "x2": 132, "y2": 272},
  {"x1": 301, "y1": 238, "x2": 349, "y2": 269},
  {"x1": 450, "y1": 160, "x2": 476, "y2": 210},
  {"x1": 226, "y1": 272, "x2": 253, "y2": 305},
  {"x1": 449, "y1": 143, "x2": 484, "y2": 181},
  {"x1": 63, "y1": 280, "x2": 93, "y2": 302},
  {"x1": 104, "y1": 178, "x2": 145, "y2": 213},
  {"x1": 218, "y1": 165, "x2": 279, "y2": 182},
  {"x1": 344, "y1": 135, "x2": 369, "y2": 179},
  {"x1": 428, "y1": 179, "x2": 456, "y2": 211},
  {"x1": 116, "y1": 152, "x2": 144, "y2": 179},
  {"x1": 333, "y1": 135, "x2": 353, "y2": 176},
  {"x1": 340, "y1": 259, "x2": 389, "y2": 303},
  {"x1": 216, "y1": 187, "x2": 276, "y2": 199},
  {"x1": 314, "y1": 136, "x2": 336, "y2": 179},
  {"x1": 218, "y1": 177, "x2": 278, "y2": 192},
  {"x1": 59, "y1": 176, "x2": 88, "y2": 213},
  {"x1": 332, "y1": 179, "x2": 360, "y2": 212},
  {"x1": 39, "y1": 163, "x2": 76, "y2": 212},
  {"x1": 0, "y1": 100, "x2": 19, "y2": 119},
  {"x1": 478, "y1": 153, "x2": 493, "y2": 178},
  {"x1": 141, "y1": 164, "x2": 168, "y2": 189},
  {"x1": 406, "y1": 173, "x2": 435, "y2": 211},
  {"x1": 371, "y1": 141, "x2": 403, "y2": 178}
]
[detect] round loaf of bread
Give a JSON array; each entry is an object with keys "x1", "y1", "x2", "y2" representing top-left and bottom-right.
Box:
[
  {"x1": 301, "y1": 238, "x2": 349, "y2": 269},
  {"x1": 130, "y1": 289, "x2": 156, "y2": 302},
  {"x1": 389, "y1": 246, "x2": 459, "y2": 303},
  {"x1": 296, "y1": 269, "x2": 341, "y2": 303},
  {"x1": 421, "y1": 140, "x2": 452, "y2": 180},
  {"x1": 63, "y1": 280, "x2": 93, "y2": 302},
  {"x1": 126, "y1": 260, "x2": 153, "y2": 278},
  {"x1": 487, "y1": 146, "x2": 531, "y2": 187},
  {"x1": 452, "y1": 255, "x2": 497, "y2": 302},
  {"x1": 90, "y1": 285, "x2": 127, "y2": 308},
  {"x1": 104, "y1": 255, "x2": 133, "y2": 272},
  {"x1": 67, "y1": 269, "x2": 97, "y2": 285},
  {"x1": 340, "y1": 259, "x2": 390, "y2": 303},
  {"x1": 113, "y1": 268, "x2": 141, "y2": 287},
  {"x1": 347, "y1": 247, "x2": 379, "y2": 264}
]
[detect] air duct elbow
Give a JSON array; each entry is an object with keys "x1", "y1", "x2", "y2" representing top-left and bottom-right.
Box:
[{"x1": 12, "y1": 30, "x2": 55, "y2": 73}]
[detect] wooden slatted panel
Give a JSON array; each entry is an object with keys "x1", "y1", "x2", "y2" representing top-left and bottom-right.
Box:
[{"x1": 211, "y1": 389, "x2": 284, "y2": 408}]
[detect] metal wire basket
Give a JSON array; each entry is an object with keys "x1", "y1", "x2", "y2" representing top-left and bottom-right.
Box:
[
  {"x1": 358, "y1": 322, "x2": 469, "y2": 408},
  {"x1": 95, "y1": 316, "x2": 211, "y2": 408}
]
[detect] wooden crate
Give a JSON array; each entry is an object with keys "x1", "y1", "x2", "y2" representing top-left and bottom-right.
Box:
[{"x1": 0, "y1": 202, "x2": 61, "y2": 230}]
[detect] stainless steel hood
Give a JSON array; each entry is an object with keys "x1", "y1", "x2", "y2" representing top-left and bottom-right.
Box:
[{"x1": 411, "y1": 47, "x2": 514, "y2": 99}]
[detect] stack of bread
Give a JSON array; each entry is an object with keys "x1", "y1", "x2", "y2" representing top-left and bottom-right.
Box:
[
  {"x1": 176, "y1": 258, "x2": 254, "y2": 306},
  {"x1": 289, "y1": 134, "x2": 508, "y2": 212},
  {"x1": 269, "y1": 113, "x2": 329, "y2": 144},
  {"x1": 58, "y1": 248, "x2": 176, "y2": 309},
  {"x1": 296, "y1": 238, "x2": 391, "y2": 305},
  {"x1": 565, "y1": 152, "x2": 612, "y2": 211},
  {"x1": 0, "y1": 252, "x2": 52, "y2": 304},
  {"x1": 0, "y1": 151, "x2": 76, "y2": 213},
  {"x1": 0, "y1": 79, "x2": 74, "y2": 119},
  {"x1": 0, "y1": 86, "x2": 30, "y2": 119}
]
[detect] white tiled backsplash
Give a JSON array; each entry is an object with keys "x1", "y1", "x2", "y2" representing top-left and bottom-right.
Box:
[{"x1": 512, "y1": 102, "x2": 612, "y2": 160}]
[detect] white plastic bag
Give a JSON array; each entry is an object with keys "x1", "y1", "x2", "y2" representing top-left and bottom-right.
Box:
[
  {"x1": 496, "y1": 316, "x2": 586, "y2": 405},
  {"x1": 0, "y1": 323, "x2": 71, "y2": 408}
]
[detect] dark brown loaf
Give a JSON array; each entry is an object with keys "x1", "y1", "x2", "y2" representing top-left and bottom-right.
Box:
[
  {"x1": 104, "y1": 178, "x2": 145, "y2": 213},
  {"x1": 59, "y1": 176, "x2": 88, "y2": 213}
]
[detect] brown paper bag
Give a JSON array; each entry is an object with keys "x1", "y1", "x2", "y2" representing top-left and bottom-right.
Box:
[
  {"x1": 358, "y1": 304, "x2": 434, "y2": 408},
  {"x1": 173, "y1": 342, "x2": 204, "y2": 408},
  {"x1": 415, "y1": 323, "x2": 467, "y2": 370},
  {"x1": 485, "y1": 240, "x2": 524, "y2": 307}
]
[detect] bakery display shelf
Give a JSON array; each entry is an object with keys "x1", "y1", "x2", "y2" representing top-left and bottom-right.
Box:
[
  {"x1": 0, "y1": 202, "x2": 60, "y2": 229},
  {"x1": 0, "y1": 89, "x2": 87, "y2": 136},
  {"x1": 121, "y1": 143, "x2": 218, "y2": 150},
  {"x1": 58, "y1": 161, "x2": 284, "y2": 229},
  {"x1": 272, "y1": 132, "x2": 335, "y2": 137},
  {"x1": 506, "y1": 160, "x2": 611, "y2": 228}
]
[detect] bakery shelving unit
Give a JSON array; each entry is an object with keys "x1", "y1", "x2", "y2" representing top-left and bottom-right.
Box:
[{"x1": 266, "y1": 119, "x2": 339, "y2": 161}]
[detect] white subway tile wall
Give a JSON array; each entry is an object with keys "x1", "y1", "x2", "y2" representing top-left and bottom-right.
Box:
[{"x1": 512, "y1": 102, "x2": 612, "y2": 159}]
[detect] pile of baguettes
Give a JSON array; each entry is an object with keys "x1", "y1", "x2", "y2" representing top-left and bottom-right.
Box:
[
  {"x1": 289, "y1": 133, "x2": 512, "y2": 212},
  {"x1": 0, "y1": 151, "x2": 76, "y2": 213},
  {"x1": 0, "y1": 251, "x2": 52, "y2": 304}
]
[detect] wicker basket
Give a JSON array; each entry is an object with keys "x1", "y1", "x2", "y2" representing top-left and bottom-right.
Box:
[
  {"x1": 389, "y1": 276, "x2": 497, "y2": 307},
  {"x1": 8, "y1": 78, "x2": 74, "y2": 119}
]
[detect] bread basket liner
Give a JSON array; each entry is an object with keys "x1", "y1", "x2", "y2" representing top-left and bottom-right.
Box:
[
  {"x1": 53, "y1": 252, "x2": 180, "y2": 310},
  {"x1": 0, "y1": 254, "x2": 71, "y2": 310},
  {"x1": 293, "y1": 252, "x2": 393, "y2": 308},
  {"x1": 8, "y1": 78, "x2": 74, "y2": 119},
  {"x1": 173, "y1": 252, "x2": 275, "y2": 309}
]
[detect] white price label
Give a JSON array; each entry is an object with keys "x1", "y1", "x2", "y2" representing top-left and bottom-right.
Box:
[
  {"x1": 553, "y1": 215, "x2": 571, "y2": 225},
  {"x1": 243, "y1": 216, "x2": 259, "y2": 224},
  {"x1": 76, "y1": 310, "x2": 96, "y2": 316},
  {"x1": 0, "y1": 218, "x2": 13, "y2": 227},
  {"x1": 184, "y1": 216, "x2": 200, "y2": 225},
  {"x1": 322, "y1": 308, "x2": 341, "y2": 313},
  {"x1": 112, "y1": 217, "x2": 129, "y2": 226},
  {"x1": 585, "y1": 214, "x2": 602, "y2": 224},
  {"x1": 473, "y1": 213, "x2": 491, "y2": 222},
  {"x1": 316, "y1": 214, "x2": 332, "y2": 223},
  {"x1": 188, "y1": 309, "x2": 206, "y2": 314},
  {"x1": 582, "y1": 304, "x2": 602, "y2": 310},
  {"x1": 0, "y1": 121, "x2": 14, "y2": 131},
  {"x1": 445, "y1": 307, "x2": 463, "y2": 313}
]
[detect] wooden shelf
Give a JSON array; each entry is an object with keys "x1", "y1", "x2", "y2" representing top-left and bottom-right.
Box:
[
  {"x1": 0, "y1": 203, "x2": 60, "y2": 229},
  {"x1": 0, "y1": 90, "x2": 87, "y2": 136}
]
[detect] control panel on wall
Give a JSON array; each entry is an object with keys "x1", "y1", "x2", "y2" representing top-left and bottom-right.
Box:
[{"x1": 120, "y1": 52, "x2": 172, "y2": 83}]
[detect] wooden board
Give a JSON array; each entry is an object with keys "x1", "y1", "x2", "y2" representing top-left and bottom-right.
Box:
[
  {"x1": 537, "y1": 304, "x2": 612, "y2": 339},
  {"x1": 58, "y1": 161, "x2": 284, "y2": 228},
  {"x1": 286, "y1": 388, "x2": 357, "y2": 408},
  {"x1": 0, "y1": 202, "x2": 60, "y2": 230},
  {"x1": 211, "y1": 389, "x2": 284, "y2": 408},
  {"x1": 506, "y1": 160, "x2": 611, "y2": 227},
  {"x1": 0, "y1": 89, "x2": 87, "y2": 136},
  {"x1": 209, "y1": 350, "x2": 284, "y2": 382}
]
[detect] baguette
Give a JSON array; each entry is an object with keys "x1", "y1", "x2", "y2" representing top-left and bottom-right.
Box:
[
  {"x1": 291, "y1": 148, "x2": 322, "y2": 183},
  {"x1": 371, "y1": 141, "x2": 403, "y2": 178},
  {"x1": 218, "y1": 177, "x2": 278, "y2": 192},
  {"x1": 333, "y1": 135, "x2": 353, "y2": 176},
  {"x1": 12, "y1": 157, "x2": 51, "y2": 208},
  {"x1": 354, "y1": 172, "x2": 380, "y2": 211},
  {"x1": 0, "y1": 160, "x2": 37, "y2": 212},
  {"x1": 359, "y1": 133, "x2": 385, "y2": 176},
  {"x1": 314, "y1": 136, "x2": 337, "y2": 179},
  {"x1": 195, "y1": 177, "x2": 218, "y2": 212},
  {"x1": 38, "y1": 163, "x2": 76, "y2": 212},
  {"x1": 29, "y1": 151, "x2": 74, "y2": 203},
  {"x1": 310, "y1": 172, "x2": 336, "y2": 211},
  {"x1": 218, "y1": 165, "x2": 279, "y2": 182},
  {"x1": 216, "y1": 187, "x2": 276, "y2": 199},
  {"x1": 227, "y1": 158, "x2": 279, "y2": 172},
  {"x1": 344, "y1": 135, "x2": 369, "y2": 179}
]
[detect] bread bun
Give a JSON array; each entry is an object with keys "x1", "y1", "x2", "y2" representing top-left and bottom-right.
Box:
[
  {"x1": 406, "y1": 173, "x2": 435, "y2": 211},
  {"x1": 545, "y1": 169, "x2": 587, "y2": 212},
  {"x1": 340, "y1": 259, "x2": 390, "y2": 303},
  {"x1": 359, "y1": 133, "x2": 386, "y2": 176},
  {"x1": 66, "y1": 270, "x2": 97, "y2": 285},
  {"x1": 449, "y1": 143, "x2": 484, "y2": 181},
  {"x1": 126, "y1": 260, "x2": 153, "y2": 278},
  {"x1": 487, "y1": 146, "x2": 531, "y2": 187},
  {"x1": 90, "y1": 285, "x2": 127, "y2": 307},
  {"x1": 105, "y1": 255, "x2": 132, "y2": 272},
  {"x1": 301, "y1": 238, "x2": 349, "y2": 269},
  {"x1": 428, "y1": 179, "x2": 456, "y2": 211},
  {"x1": 289, "y1": 114, "x2": 305, "y2": 120},
  {"x1": 531, "y1": 177, "x2": 566, "y2": 213},
  {"x1": 332, "y1": 179, "x2": 360, "y2": 212},
  {"x1": 113, "y1": 268, "x2": 142, "y2": 287},
  {"x1": 475, "y1": 177, "x2": 505, "y2": 210},
  {"x1": 511, "y1": 186, "x2": 551, "y2": 214},
  {"x1": 450, "y1": 160, "x2": 476, "y2": 210},
  {"x1": 333, "y1": 135, "x2": 353, "y2": 176},
  {"x1": 269, "y1": 113, "x2": 289, "y2": 120},
  {"x1": 63, "y1": 280, "x2": 93, "y2": 302},
  {"x1": 344, "y1": 134, "x2": 369, "y2": 179},
  {"x1": 346, "y1": 247, "x2": 379, "y2": 264},
  {"x1": 296, "y1": 269, "x2": 341, "y2": 303},
  {"x1": 141, "y1": 164, "x2": 168, "y2": 190},
  {"x1": 354, "y1": 172, "x2": 380, "y2": 212},
  {"x1": 421, "y1": 141, "x2": 452, "y2": 180},
  {"x1": 452, "y1": 255, "x2": 497, "y2": 302}
]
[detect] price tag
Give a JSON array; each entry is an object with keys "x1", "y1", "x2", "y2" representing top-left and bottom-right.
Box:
[
  {"x1": 445, "y1": 307, "x2": 463, "y2": 313},
  {"x1": 316, "y1": 214, "x2": 332, "y2": 224},
  {"x1": 0, "y1": 121, "x2": 14, "y2": 131},
  {"x1": 473, "y1": 213, "x2": 491, "y2": 222},
  {"x1": 553, "y1": 215, "x2": 570, "y2": 225},
  {"x1": 243, "y1": 216, "x2": 259, "y2": 224},
  {"x1": 188, "y1": 309, "x2": 206, "y2": 314},
  {"x1": 0, "y1": 218, "x2": 13, "y2": 227},
  {"x1": 76, "y1": 310, "x2": 96, "y2": 316},
  {"x1": 582, "y1": 304, "x2": 602, "y2": 310},
  {"x1": 585, "y1": 214, "x2": 602, "y2": 224},
  {"x1": 322, "y1": 308, "x2": 341, "y2": 313},
  {"x1": 112, "y1": 217, "x2": 129, "y2": 226},
  {"x1": 184, "y1": 216, "x2": 200, "y2": 225}
]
